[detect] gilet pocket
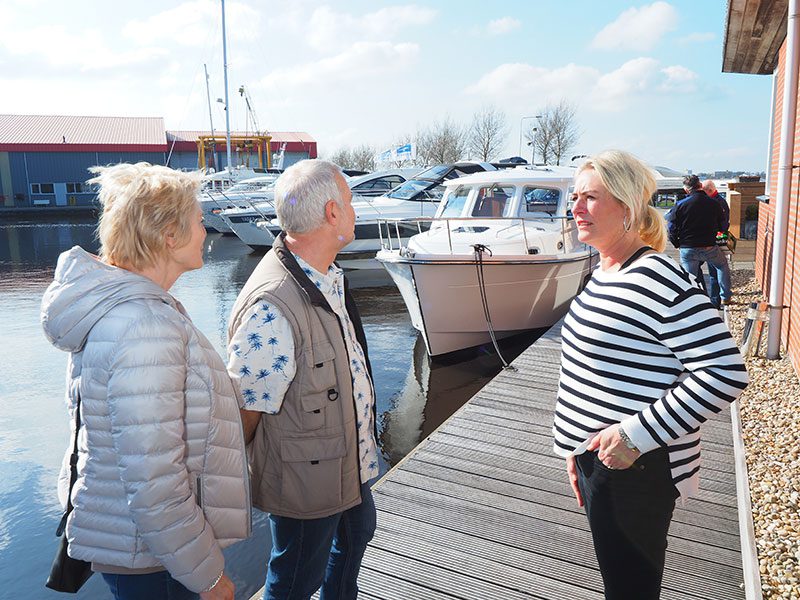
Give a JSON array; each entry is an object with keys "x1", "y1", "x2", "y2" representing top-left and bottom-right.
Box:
[{"x1": 280, "y1": 435, "x2": 346, "y2": 515}]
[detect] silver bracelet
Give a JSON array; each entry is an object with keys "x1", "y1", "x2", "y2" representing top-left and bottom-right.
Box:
[
  {"x1": 619, "y1": 426, "x2": 639, "y2": 453},
  {"x1": 202, "y1": 570, "x2": 224, "y2": 593}
]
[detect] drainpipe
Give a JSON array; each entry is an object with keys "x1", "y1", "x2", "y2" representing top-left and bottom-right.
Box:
[
  {"x1": 767, "y1": 0, "x2": 800, "y2": 359},
  {"x1": 764, "y1": 72, "x2": 778, "y2": 194}
]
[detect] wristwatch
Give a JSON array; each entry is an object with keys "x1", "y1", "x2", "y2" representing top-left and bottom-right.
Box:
[{"x1": 618, "y1": 426, "x2": 639, "y2": 453}]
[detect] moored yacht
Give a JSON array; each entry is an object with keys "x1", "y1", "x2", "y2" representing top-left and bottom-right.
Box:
[{"x1": 375, "y1": 166, "x2": 598, "y2": 356}]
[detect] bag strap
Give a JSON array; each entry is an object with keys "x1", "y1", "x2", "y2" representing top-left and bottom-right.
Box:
[{"x1": 55, "y1": 394, "x2": 81, "y2": 537}]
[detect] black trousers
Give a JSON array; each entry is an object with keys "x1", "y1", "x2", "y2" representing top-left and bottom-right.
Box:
[{"x1": 576, "y1": 449, "x2": 679, "y2": 600}]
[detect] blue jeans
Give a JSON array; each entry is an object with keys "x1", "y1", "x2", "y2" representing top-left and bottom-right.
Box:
[
  {"x1": 263, "y1": 481, "x2": 377, "y2": 600},
  {"x1": 102, "y1": 571, "x2": 198, "y2": 600},
  {"x1": 679, "y1": 246, "x2": 731, "y2": 306}
]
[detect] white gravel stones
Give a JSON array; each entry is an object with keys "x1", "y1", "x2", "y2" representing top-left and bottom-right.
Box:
[{"x1": 728, "y1": 270, "x2": 800, "y2": 599}]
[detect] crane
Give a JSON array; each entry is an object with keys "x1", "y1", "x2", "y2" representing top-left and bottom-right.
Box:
[{"x1": 238, "y1": 85, "x2": 261, "y2": 136}]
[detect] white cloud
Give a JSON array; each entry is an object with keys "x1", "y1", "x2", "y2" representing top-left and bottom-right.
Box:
[
  {"x1": 466, "y1": 57, "x2": 694, "y2": 112},
  {"x1": 124, "y1": 0, "x2": 261, "y2": 47},
  {"x1": 594, "y1": 57, "x2": 660, "y2": 108},
  {"x1": 0, "y1": 23, "x2": 167, "y2": 72},
  {"x1": 306, "y1": 5, "x2": 437, "y2": 52},
  {"x1": 678, "y1": 32, "x2": 715, "y2": 44},
  {"x1": 659, "y1": 64, "x2": 699, "y2": 92},
  {"x1": 464, "y1": 62, "x2": 600, "y2": 106},
  {"x1": 487, "y1": 17, "x2": 521, "y2": 36},
  {"x1": 257, "y1": 41, "x2": 420, "y2": 89},
  {"x1": 591, "y1": 1, "x2": 679, "y2": 52}
]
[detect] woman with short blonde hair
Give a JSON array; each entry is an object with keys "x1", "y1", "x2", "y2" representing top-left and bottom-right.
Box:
[
  {"x1": 553, "y1": 150, "x2": 748, "y2": 599},
  {"x1": 41, "y1": 162, "x2": 250, "y2": 600}
]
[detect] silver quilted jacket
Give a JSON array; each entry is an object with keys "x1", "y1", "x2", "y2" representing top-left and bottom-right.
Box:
[{"x1": 40, "y1": 247, "x2": 251, "y2": 593}]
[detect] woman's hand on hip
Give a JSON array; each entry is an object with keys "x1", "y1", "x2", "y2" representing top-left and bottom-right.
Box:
[
  {"x1": 587, "y1": 424, "x2": 640, "y2": 470},
  {"x1": 566, "y1": 455, "x2": 583, "y2": 507},
  {"x1": 200, "y1": 574, "x2": 234, "y2": 600}
]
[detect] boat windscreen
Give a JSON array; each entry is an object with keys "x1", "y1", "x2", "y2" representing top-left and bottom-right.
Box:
[
  {"x1": 386, "y1": 179, "x2": 437, "y2": 200},
  {"x1": 411, "y1": 165, "x2": 450, "y2": 179}
]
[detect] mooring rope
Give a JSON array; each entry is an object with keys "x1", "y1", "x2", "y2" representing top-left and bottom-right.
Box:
[{"x1": 472, "y1": 243, "x2": 516, "y2": 371}]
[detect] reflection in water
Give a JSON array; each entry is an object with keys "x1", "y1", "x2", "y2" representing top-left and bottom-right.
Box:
[
  {"x1": 0, "y1": 223, "x2": 544, "y2": 599},
  {"x1": 378, "y1": 329, "x2": 546, "y2": 465}
]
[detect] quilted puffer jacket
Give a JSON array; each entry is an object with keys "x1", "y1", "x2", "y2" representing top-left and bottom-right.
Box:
[{"x1": 40, "y1": 246, "x2": 251, "y2": 593}]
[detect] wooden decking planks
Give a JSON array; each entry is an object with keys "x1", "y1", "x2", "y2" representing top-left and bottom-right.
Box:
[{"x1": 356, "y1": 324, "x2": 746, "y2": 600}]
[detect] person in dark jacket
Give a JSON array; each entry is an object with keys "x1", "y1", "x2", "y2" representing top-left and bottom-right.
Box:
[
  {"x1": 668, "y1": 175, "x2": 732, "y2": 306},
  {"x1": 701, "y1": 180, "x2": 733, "y2": 306}
]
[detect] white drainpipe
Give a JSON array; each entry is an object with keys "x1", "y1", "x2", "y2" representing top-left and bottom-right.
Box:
[{"x1": 768, "y1": 0, "x2": 800, "y2": 359}]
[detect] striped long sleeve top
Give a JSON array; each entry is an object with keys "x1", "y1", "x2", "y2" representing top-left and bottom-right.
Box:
[{"x1": 552, "y1": 252, "x2": 749, "y2": 498}]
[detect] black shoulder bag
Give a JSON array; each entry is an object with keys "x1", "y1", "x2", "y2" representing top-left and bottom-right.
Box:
[{"x1": 45, "y1": 394, "x2": 93, "y2": 593}]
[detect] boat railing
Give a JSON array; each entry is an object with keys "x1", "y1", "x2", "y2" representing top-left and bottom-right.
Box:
[{"x1": 377, "y1": 216, "x2": 578, "y2": 256}]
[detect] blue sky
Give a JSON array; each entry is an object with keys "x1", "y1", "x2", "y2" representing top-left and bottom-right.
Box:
[{"x1": 0, "y1": 0, "x2": 775, "y2": 172}]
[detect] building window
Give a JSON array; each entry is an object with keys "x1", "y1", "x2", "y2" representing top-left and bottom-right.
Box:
[
  {"x1": 66, "y1": 182, "x2": 85, "y2": 193},
  {"x1": 31, "y1": 183, "x2": 55, "y2": 194}
]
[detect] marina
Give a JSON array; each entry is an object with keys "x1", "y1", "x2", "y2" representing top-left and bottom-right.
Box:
[{"x1": 0, "y1": 222, "x2": 544, "y2": 600}]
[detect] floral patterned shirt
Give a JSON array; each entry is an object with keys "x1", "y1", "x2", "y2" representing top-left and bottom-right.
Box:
[{"x1": 227, "y1": 253, "x2": 379, "y2": 483}]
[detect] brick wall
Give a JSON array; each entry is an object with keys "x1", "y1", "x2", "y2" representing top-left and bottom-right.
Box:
[{"x1": 758, "y1": 41, "x2": 800, "y2": 375}]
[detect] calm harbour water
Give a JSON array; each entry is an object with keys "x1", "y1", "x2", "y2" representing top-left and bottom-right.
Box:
[{"x1": 0, "y1": 221, "x2": 542, "y2": 600}]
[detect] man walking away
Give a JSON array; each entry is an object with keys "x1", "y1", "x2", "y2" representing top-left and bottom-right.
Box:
[
  {"x1": 668, "y1": 175, "x2": 732, "y2": 306},
  {"x1": 227, "y1": 159, "x2": 378, "y2": 600}
]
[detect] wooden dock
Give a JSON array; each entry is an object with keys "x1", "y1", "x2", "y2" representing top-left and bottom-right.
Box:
[{"x1": 350, "y1": 323, "x2": 747, "y2": 600}]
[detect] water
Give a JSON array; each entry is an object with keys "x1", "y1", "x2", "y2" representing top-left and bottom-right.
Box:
[{"x1": 0, "y1": 222, "x2": 543, "y2": 600}]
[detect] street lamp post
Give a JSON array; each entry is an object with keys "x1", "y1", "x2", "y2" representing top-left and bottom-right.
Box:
[
  {"x1": 527, "y1": 128, "x2": 538, "y2": 165},
  {"x1": 519, "y1": 115, "x2": 543, "y2": 163}
]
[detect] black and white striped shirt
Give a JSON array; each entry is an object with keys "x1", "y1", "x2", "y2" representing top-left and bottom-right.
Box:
[{"x1": 553, "y1": 253, "x2": 749, "y2": 498}]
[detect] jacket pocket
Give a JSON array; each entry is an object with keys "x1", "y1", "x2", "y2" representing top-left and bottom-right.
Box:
[
  {"x1": 300, "y1": 392, "x2": 329, "y2": 431},
  {"x1": 302, "y1": 341, "x2": 337, "y2": 395},
  {"x1": 280, "y1": 436, "x2": 346, "y2": 515},
  {"x1": 189, "y1": 472, "x2": 204, "y2": 507}
]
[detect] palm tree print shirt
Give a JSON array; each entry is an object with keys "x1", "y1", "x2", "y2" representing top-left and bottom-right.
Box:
[{"x1": 227, "y1": 253, "x2": 379, "y2": 483}]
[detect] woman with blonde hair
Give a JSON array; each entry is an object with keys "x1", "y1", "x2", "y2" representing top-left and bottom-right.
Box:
[
  {"x1": 41, "y1": 163, "x2": 250, "y2": 600},
  {"x1": 552, "y1": 150, "x2": 748, "y2": 599}
]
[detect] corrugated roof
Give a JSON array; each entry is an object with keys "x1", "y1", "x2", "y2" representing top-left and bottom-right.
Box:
[
  {"x1": 167, "y1": 130, "x2": 316, "y2": 143},
  {"x1": 0, "y1": 114, "x2": 166, "y2": 145}
]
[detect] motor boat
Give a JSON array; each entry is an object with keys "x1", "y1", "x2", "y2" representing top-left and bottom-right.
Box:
[
  {"x1": 200, "y1": 175, "x2": 279, "y2": 234},
  {"x1": 375, "y1": 165, "x2": 598, "y2": 357},
  {"x1": 258, "y1": 162, "x2": 497, "y2": 259}
]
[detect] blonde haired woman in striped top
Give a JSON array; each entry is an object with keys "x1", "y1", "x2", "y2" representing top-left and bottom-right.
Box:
[{"x1": 552, "y1": 150, "x2": 748, "y2": 599}]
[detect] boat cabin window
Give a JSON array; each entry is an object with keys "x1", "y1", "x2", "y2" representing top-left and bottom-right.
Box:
[
  {"x1": 439, "y1": 186, "x2": 471, "y2": 217},
  {"x1": 523, "y1": 187, "x2": 560, "y2": 217},
  {"x1": 472, "y1": 185, "x2": 514, "y2": 217}
]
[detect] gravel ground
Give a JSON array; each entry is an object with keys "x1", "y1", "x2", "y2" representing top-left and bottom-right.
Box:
[{"x1": 726, "y1": 270, "x2": 800, "y2": 599}]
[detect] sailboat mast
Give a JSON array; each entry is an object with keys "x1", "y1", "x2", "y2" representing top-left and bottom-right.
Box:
[
  {"x1": 221, "y1": 0, "x2": 233, "y2": 171},
  {"x1": 203, "y1": 63, "x2": 217, "y2": 171}
]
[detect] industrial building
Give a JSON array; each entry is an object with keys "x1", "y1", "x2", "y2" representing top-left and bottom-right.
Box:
[{"x1": 0, "y1": 114, "x2": 317, "y2": 208}]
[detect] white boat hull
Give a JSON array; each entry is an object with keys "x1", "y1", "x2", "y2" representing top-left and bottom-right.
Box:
[{"x1": 378, "y1": 252, "x2": 596, "y2": 356}]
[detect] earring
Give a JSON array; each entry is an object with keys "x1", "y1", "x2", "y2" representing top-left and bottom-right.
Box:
[{"x1": 623, "y1": 214, "x2": 632, "y2": 232}]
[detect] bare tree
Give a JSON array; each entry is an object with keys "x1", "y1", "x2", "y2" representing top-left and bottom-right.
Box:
[
  {"x1": 327, "y1": 147, "x2": 353, "y2": 170},
  {"x1": 524, "y1": 100, "x2": 580, "y2": 165},
  {"x1": 467, "y1": 105, "x2": 508, "y2": 161},
  {"x1": 416, "y1": 117, "x2": 466, "y2": 165},
  {"x1": 350, "y1": 144, "x2": 377, "y2": 172},
  {"x1": 327, "y1": 144, "x2": 376, "y2": 171}
]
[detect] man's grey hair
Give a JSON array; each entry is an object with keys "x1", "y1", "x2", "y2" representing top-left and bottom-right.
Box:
[{"x1": 274, "y1": 159, "x2": 345, "y2": 233}]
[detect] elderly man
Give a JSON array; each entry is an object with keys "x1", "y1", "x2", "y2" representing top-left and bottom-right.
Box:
[
  {"x1": 668, "y1": 174, "x2": 732, "y2": 306},
  {"x1": 701, "y1": 179, "x2": 732, "y2": 307},
  {"x1": 227, "y1": 160, "x2": 377, "y2": 600}
]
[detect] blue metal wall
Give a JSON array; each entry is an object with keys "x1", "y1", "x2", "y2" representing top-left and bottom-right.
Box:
[{"x1": 7, "y1": 151, "x2": 166, "y2": 206}]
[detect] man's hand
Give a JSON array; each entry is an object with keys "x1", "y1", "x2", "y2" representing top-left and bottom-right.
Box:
[
  {"x1": 200, "y1": 573, "x2": 234, "y2": 600},
  {"x1": 566, "y1": 455, "x2": 583, "y2": 507},
  {"x1": 586, "y1": 424, "x2": 640, "y2": 470},
  {"x1": 239, "y1": 409, "x2": 261, "y2": 445}
]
